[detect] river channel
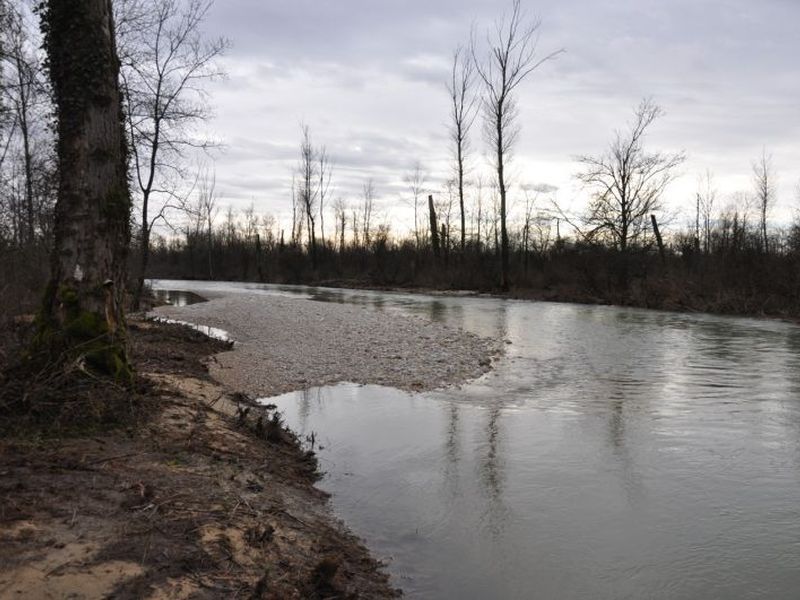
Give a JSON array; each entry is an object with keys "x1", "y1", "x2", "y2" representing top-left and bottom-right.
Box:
[{"x1": 151, "y1": 280, "x2": 800, "y2": 599}]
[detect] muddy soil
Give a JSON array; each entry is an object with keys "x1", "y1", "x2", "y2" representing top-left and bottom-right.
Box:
[{"x1": 0, "y1": 319, "x2": 398, "y2": 599}]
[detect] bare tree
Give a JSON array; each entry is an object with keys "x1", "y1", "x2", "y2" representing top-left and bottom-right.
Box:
[
  {"x1": 447, "y1": 45, "x2": 478, "y2": 253},
  {"x1": 472, "y1": 0, "x2": 561, "y2": 289},
  {"x1": 318, "y1": 146, "x2": 332, "y2": 248},
  {"x1": 297, "y1": 124, "x2": 319, "y2": 265},
  {"x1": 197, "y1": 166, "x2": 218, "y2": 278},
  {"x1": 5, "y1": 9, "x2": 37, "y2": 244},
  {"x1": 403, "y1": 161, "x2": 427, "y2": 247},
  {"x1": 361, "y1": 178, "x2": 375, "y2": 247},
  {"x1": 333, "y1": 197, "x2": 348, "y2": 252},
  {"x1": 473, "y1": 174, "x2": 485, "y2": 249},
  {"x1": 752, "y1": 149, "x2": 775, "y2": 254},
  {"x1": 38, "y1": 0, "x2": 133, "y2": 378},
  {"x1": 577, "y1": 99, "x2": 684, "y2": 252},
  {"x1": 1, "y1": 4, "x2": 51, "y2": 245},
  {"x1": 697, "y1": 170, "x2": 716, "y2": 254},
  {"x1": 117, "y1": 0, "x2": 228, "y2": 308}
]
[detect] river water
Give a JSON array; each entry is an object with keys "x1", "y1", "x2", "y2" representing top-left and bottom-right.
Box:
[{"x1": 151, "y1": 280, "x2": 800, "y2": 599}]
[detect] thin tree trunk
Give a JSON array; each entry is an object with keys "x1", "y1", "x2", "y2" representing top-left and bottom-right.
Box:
[
  {"x1": 458, "y1": 146, "x2": 466, "y2": 254},
  {"x1": 17, "y1": 95, "x2": 35, "y2": 244},
  {"x1": 496, "y1": 110, "x2": 509, "y2": 291}
]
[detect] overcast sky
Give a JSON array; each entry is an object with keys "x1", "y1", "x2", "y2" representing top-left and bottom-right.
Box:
[{"x1": 198, "y1": 0, "x2": 800, "y2": 234}]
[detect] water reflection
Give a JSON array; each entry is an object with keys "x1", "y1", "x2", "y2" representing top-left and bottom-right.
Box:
[
  {"x1": 478, "y1": 405, "x2": 507, "y2": 540},
  {"x1": 152, "y1": 288, "x2": 206, "y2": 307}
]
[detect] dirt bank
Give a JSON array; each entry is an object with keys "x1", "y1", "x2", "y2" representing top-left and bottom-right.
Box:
[{"x1": 0, "y1": 320, "x2": 399, "y2": 599}]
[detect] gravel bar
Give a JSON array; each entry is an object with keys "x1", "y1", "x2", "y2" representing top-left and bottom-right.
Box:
[{"x1": 152, "y1": 292, "x2": 499, "y2": 397}]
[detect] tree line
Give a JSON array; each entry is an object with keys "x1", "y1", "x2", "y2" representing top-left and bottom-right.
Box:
[{"x1": 146, "y1": 0, "x2": 799, "y2": 317}]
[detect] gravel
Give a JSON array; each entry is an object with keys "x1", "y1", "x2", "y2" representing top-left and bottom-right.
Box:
[{"x1": 152, "y1": 292, "x2": 499, "y2": 398}]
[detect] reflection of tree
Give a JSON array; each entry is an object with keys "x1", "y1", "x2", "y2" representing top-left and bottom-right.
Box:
[
  {"x1": 605, "y1": 394, "x2": 643, "y2": 507},
  {"x1": 429, "y1": 300, "x2": 447, "y2": 323},
  {"x1": 478, "y1": 405, "x2": 508, "y2": 538},
  {"x1": 609, "y1": 398, "x2": 625, "y2": 450},
  {"x1": 298, "y1": 387, "x2": 324, "y2": 432},
  {"x1": 494, "y1": 301, "x2": 508, "y2": 343},
  {"x1": 442, "y1": 402, "x2": 462, "y2": 500},
  {"x1": 446, "y1": 403, "x2": 460, "y2": 464}
]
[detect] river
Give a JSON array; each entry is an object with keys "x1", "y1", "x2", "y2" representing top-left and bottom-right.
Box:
[{"x1": 151, "y1": 280, "x2": 800, "y2": 599}]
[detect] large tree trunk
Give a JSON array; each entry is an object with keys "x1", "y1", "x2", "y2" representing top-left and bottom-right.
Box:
[{"x1": 38, "y1": 0, "x2": 132, "y2": 380}]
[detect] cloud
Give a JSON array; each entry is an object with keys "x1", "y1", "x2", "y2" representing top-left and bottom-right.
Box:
[{"x1": 190, "y1": 0, "x2": 800, "y2": 230}]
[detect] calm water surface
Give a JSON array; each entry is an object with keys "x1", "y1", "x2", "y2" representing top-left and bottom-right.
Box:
[{"x1": 152, "y1": 280, "x2": 800, "y2": 599}]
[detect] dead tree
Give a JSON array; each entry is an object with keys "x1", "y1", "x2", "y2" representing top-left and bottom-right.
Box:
[
  {"x1": 428, "y1": 194, "x2": 440, "y2": 258},
  {"x1": 650, "y1": 214, "x2": 666, "y2": 266},
  {"x1": 473, "y1": 0, "x2": 561, "y2": 290},
  {"x1": 38, "y1": 0, "x2": 133, "y2": 379}
]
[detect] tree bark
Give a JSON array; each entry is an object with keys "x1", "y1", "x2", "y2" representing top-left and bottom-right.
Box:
[{"x1": 38, "y1": 0, "x2": 133, "y2": 380}]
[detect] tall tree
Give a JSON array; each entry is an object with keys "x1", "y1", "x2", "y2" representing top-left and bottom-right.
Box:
[
  {"x1": 473, "y1": 0, "x2": 561, "y2": 290},
  {"x1": 117, "y1": 0, "x2": 228, "y2": 309},
  {"x1": 361, "y1": 178, "x2": 375, "y2": 247},
  {"x1": 38, "y1": 0, "x2": 133, "y2": 379},
  {"x1": 696, "y1": 170, "x2": 716, "y2": 254},
  {"x1": 577, "y1": 99, "x2": 684, "y2": 252},
  {"x1": 318, "y1": 145, "x2": 332, "y2": 248},
  {"x1": 403, "y1": 161, "x2": 427, "y2": 247},
  {"x1": 297, "y1": 124, "x2": 318, "y2": 266},
  {"x1": 752, "y1": 149, "x2": 774, "y2": 254},
  {"x1": 447, "y1": 45, "x2": 477, "y2": 253}
]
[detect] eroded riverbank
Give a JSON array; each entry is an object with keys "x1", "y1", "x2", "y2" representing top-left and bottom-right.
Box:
[{"x1": 0, "y1": 319, "x2": 399, "y2": 598}]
